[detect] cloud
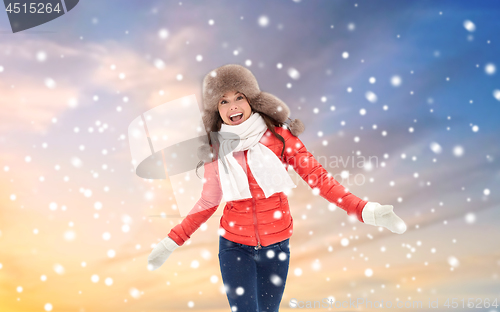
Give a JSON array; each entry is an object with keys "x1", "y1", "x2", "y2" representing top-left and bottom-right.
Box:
[{"x1": 0, "y1": 25, "x2": 214, "y2": 135}]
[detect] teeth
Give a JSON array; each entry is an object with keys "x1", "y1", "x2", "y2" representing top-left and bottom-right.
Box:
[{"x1": 230, "y1": 113, "x2": 243, "y2": 118}]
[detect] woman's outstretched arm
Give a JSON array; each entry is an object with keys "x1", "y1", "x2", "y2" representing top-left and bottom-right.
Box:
[
  {"x1": 278, "y1": 127, "x2": 367, "y2": 222},
  {"x1": 278, "y1": 127, "x2": 406, "y2": 233},
  {"x1": 167, "y1": 160, "x2": 223, "y2": 246}
]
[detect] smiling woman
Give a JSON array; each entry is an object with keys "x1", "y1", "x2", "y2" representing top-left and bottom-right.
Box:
[
  {"x1": 148, "y1": 63, "x2": 406, "y2": 312},
  {"x1": 218, "y1": 90, "x2": 253, "y2": 125}
]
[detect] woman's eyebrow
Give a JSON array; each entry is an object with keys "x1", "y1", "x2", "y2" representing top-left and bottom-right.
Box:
[{"x1": 220, "y1": 92, "x2": 242, "y2": 100}]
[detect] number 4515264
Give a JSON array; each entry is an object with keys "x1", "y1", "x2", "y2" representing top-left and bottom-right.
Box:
[
  {"x1": 6, "y1": 2, "x2": 62, "y2": 14},
  {"x1": 444, "y1": 298, "x2": 498, "y2": 309}
]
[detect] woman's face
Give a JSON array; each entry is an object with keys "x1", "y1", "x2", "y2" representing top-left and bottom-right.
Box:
[{"x1": 218, "y1": 90, "x2": 252, "y2": 126}]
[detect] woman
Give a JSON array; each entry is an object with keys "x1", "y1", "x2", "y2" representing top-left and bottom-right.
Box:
[{"x1": 148, "y1": 64, "x2": 407, "y2": 312}]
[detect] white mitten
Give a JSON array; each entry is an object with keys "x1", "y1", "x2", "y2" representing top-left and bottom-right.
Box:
[
  {"x1": 362, "y1": 202, "x2": 407, "y2": 234},
  {"x1": 147, "y1": 236, "x2": 180, "y2": 271}
]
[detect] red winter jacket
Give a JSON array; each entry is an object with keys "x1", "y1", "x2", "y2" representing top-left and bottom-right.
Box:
[{"x1": 167, "y1": 126, "x2": 368, "y2": 249}]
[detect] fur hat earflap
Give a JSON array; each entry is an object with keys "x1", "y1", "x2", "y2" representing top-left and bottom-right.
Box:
[
  {"x1": 197, "y1": 142, "x2": 214, "y2": 164},
  {"x1": 286, "y1": 117, "x2": 305, "y2": 137}
]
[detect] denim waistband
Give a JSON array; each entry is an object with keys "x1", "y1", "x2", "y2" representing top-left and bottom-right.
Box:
[{"x1": 219, "y1": 235, "x2": 288, "y2": 249}]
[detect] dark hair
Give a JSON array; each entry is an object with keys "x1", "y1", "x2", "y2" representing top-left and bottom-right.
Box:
[{"x1": 195, "y1": 96, "x2": 286, "y2": 179}]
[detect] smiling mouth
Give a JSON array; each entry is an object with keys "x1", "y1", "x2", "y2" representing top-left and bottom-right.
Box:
[{"x1": 229, "y1": 113, "x2": 243, "y2": 123}]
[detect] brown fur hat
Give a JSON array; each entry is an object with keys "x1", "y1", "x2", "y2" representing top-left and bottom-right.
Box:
[{"x1": 201, "y1": 64, "x2": 305, "y2": 137}]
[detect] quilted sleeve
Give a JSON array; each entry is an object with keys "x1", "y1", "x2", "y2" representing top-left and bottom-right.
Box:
[
  {"x1": 167, "y1": 160, "x2": 223, "y2": 246},
  {"x1": 280, "y1": 127, "x2": 368, "y2": 222}
]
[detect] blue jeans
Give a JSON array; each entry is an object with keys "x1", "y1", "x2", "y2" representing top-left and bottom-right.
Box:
[{"x1": 218, "y1": 235, "x2": 290, "y2": 312}]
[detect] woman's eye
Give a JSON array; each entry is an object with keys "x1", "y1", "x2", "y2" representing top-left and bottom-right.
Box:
[{"x1": 237, "y1": 96, "x2": 243, "y2": 100}]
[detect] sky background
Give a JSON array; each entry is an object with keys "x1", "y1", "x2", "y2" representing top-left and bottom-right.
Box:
[{"x1": 1, "y1": 0, "x2": 500, "y2": 311}]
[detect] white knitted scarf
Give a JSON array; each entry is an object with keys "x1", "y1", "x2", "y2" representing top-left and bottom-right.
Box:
[{"x1": 217, "y1": 112, "x2": 296, "y2": 202}]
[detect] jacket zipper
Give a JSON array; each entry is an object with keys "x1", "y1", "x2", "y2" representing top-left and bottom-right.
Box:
[{"x1": 252, "y1": 197, "x2": 262, "y2": 250}]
